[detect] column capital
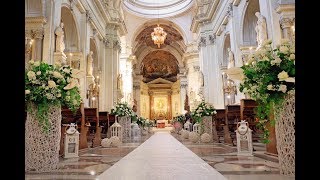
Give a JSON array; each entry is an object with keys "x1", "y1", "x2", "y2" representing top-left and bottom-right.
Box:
[
  {"x1": 198, "y1": 36, "x2": 206, "y2": 48},
  {"x1": 193, "y1": 65, "x2": 200, "y2": 72},
  {"x1": 133, "y1": 84, "x2": 140, "y2": 90},
  {"x1": 180, "y1": 84, "x2": 188, "y2": 89},
  {"x1": 103, "y1": 36, "x2": 112, "y2": 48},
  {"x1": 208, "y1": 34, "x2": 216, "y2": 45},
  {"x1": 113, "y1": 40, "x2": 121, "y2": 52},
  {"x1": 32, "y1": 29, "x2": 44, "y2": 39},
  {"x1": 280, "y1": 17, "x2": 294, "y2": 29}
]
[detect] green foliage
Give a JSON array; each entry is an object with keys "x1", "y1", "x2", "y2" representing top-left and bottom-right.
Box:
[
  {"x1": 172, "y1": 114, "x2": 186, "y2": 124},
  {"x1": 239, "y1": 40, "x2": 295, "y2": 143},
  {"x1": 25, "y1": 60, "x2": 82, "y2": 133}
]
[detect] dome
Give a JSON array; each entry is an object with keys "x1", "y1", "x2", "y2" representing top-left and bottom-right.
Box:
[{"x1": 123, "y1": 0, "x2": 194, "y2": 18}]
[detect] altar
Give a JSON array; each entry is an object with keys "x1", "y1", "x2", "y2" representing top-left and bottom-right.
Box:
[{"x1": 156, "y1": 120, "x2": 168, "y2": 128}]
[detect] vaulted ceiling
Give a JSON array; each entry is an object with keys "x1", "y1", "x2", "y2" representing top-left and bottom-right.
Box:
[
  {"x1": 134, "y1": 23, "x2": 184, "y2": 50},
  {"x1": 141, "y1": 50, "x2": 179, "y2": 83}
]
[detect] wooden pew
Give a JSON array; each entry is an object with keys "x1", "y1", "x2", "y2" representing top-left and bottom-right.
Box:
[
  {"x1": 240, "y1": 99, "x2": 261, "y2": 142},
  {"x1": 84, "y1": 108, "x2": 101, "y2": 147},
  {"x1": 225, "y1": 104, "x2": 240, "y2": 144},
  {"x1": 99, "y1": 111, "x2": 109, "y2": 134},
  {"x1": 240, "y1": 99, "x2": 258, "y2": 130},
  {"x1": 107, "y1": 114, "x2": 116, "y2": 138},
  {"x1": 215, "y1": 109, "x2": 232, "y2": 145}
]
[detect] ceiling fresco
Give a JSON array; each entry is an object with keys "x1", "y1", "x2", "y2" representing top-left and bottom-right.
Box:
[
  {"x1": 141, "y1": 50, "x2": 179, "y2": 83},
  {"x1": 135, "y1": 24, "x2": 183, "y2": 49}
]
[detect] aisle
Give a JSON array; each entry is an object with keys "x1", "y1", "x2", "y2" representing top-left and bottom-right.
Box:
[{"x1": 98, "y1": 131, "x2": 227, "y2": 180}]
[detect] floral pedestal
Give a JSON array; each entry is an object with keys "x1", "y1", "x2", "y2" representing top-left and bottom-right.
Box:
[
  {"x1": 275, "y1": 92, "x2": 295, "y2": 176},
  {"x1": 201, "y1": 116, "x2": 218, "y2": 141},
  {"x1": 118, "y1": 116, "x2": 131, "y2": 142},
  {"x1": 25, "y1": 104, "x2": 61, "y2": 172}
]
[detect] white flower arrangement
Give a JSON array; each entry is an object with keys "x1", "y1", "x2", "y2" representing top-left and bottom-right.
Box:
[
  {"x1": 239, "y1": 39, "x2": 295, "y2": 143},
  {"x1": 25, "y1": 61, "x2": 82, "y2": 133},
  {"x1": 191, "y1": 101, "x2": 216, "y2": 123},
  {"x1": 110, "y1": 102, "x2": 134, "y2": 117}
]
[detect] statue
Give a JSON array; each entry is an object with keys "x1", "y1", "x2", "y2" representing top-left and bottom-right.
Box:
[
  {"x1": 255, "y1": 12, "x2": 268, "y2": 47},
  {"x1": 87, "y1": 51, "x2": 94, "y2": 76},
  {"x1": 55, "y1": 22, "x2": 65, "y2": 53},
  {"x1": 227, "y1": 48, "x2": 235, "y2": 69},
  {"x1": 117, "y1": 74, "x2": 123, "y2": 91},
  {"x1": 199, "y1": 71, "x2": 204, "y2": 87}
]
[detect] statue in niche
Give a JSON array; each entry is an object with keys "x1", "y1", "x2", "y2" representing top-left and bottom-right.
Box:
[
  {"x1": 199, "y1": 71, "x2": 204, "y2": 87},
  {"x1": 55, "y1": 22, "x2": 65, "y2": 53},
  {"x1": 189, "y1": 88, "x2": 195, "y2": 101},
  {"x1": 87, "y1": 51, "x2": 94, "y2": 76},
  {"x1": 117, "y1": 74, "x2": 123, "y2": 91},
  {"x1": 227, "y1": 48, "x2": 235, "y2": 69},
  {"x1": 132, "y1": 99, "x2": 137, "y2": 112},
  {"x1": 255, "y1": 12, "x2": 268, "y2": 47}
]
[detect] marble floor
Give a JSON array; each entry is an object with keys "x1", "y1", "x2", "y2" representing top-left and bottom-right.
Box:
[{"x1": 25, "y1": 127, "x2": 295, "y2": 180}]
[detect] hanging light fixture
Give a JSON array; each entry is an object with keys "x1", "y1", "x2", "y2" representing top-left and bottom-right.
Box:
[
  {"x1": 151, "y1": 24, "x2": 167, "y2": 48},
  {"x1": 151, "y1": 3, "x2": 167, "y2": 48}
]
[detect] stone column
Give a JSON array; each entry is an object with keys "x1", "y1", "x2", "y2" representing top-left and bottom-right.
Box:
[
  {"x1": 167, "y1": 91, "x2": 172, "y2": 120},
  {"x1": 113, "y1": 38, "x2": 121, "y2": 103},
  {"x1": 42, "y1": 0, "x2": 62, "y2": 64},
  {"x1": 180, "y1": 84, "x2": 187, "y2": 114},
  {"x1": 198, "y1": 34, "x2": 209, "y2": 101},
  {"x1": 31, "y1": 29, "x2": 44, "y2": 61},
  {"x1": 199, "y1": 33, "x2": 224, "y2": 109},
  {"x1": 103, "y1": 35, "x2": 114, "y2": 111},
  {"x1": 25, "y1": 30, "x2": 33, "y2": 64},
  {"x1": 279, "y1": 17, "x2": 295, "y2": 42},
  {"x1": 133, "y1": 83, "x2": 141, "y2": 116}
]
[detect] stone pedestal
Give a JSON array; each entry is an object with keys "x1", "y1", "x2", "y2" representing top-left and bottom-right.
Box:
[
  {"x1": 25, "y1": 104, "x2": 61, "y2": 172},
  {"x1": 54, "y1": 52, "x2": 67, "y2": 65},
  {"x1": 118, "y1": 116, "x2": 131, "y2": 142},
  {"x1": 275, "y1": 92, "x2": 295, "y2": 176}
]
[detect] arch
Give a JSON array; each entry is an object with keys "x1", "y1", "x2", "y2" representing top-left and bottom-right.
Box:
[
  {"x1": 136, "y1": 47, "x2": 183, "y2": 72},
  {"x1": 240, "y1": 0, "x2": 260, "y2": 46},
  {"x1": 61, "y1": 6, "x2": 80, "y2": 52},
  {"x1": 131, "y1": 19, "x2": 188, "y2": 48},
  {"x1": 90, "y1": 38, "x2": 99, "y2": 77}
]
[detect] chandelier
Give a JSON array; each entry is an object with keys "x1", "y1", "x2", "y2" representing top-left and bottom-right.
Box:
[{"x1": 151, "y1": 24, "x2": 167, "y2": 48}]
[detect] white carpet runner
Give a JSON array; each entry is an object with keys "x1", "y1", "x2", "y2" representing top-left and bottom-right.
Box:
[{"x1": 98, "y1": 131, "x2": 227, "y2": 180}]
